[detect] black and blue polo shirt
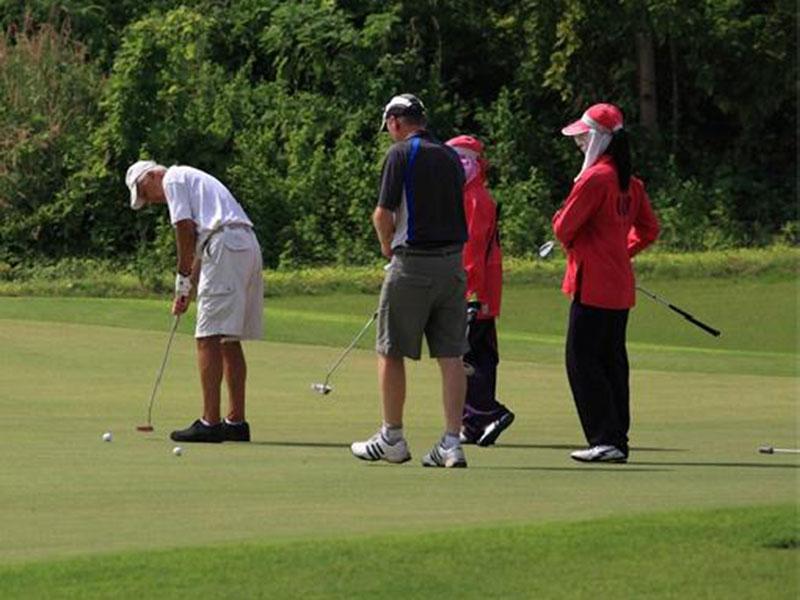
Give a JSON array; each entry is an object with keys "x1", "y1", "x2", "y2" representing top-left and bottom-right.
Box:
[{"x1": 377, "y1": 130, "x2": 467, "y2": 249}]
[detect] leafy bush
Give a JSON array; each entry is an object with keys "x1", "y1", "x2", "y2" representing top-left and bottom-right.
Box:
[
  {"x1": 0, "y1": 2, "x2": 794, "y2": 268},
  {"x1": 0, "y1": 18, "x2": 101, "y2": 262}
]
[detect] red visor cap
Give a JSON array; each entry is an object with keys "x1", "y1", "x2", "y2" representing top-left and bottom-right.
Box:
[
  {"x1": 561, "y1": 103, "x2": 624, "y2": 136},
  {"x1": 445, "y1": 135, "x2": 484, "y2": 155}
]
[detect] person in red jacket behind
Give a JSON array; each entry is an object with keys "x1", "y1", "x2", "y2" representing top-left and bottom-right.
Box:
[
  {"x1": 446, "y1": 135, "x2": 514, "y2": 447},
  {"x1": 553, "y1": 103, "x2": 659, "y2": 463}
]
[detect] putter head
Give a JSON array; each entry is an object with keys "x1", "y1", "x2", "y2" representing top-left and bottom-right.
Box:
[
  {"x1": 136, "y1": 425, "x2": 154, "y2": 432},
  {"x1": 538, "y1": 240, "x2": 555, "y2": 259},
  {"x1": 311, "y1": 383, "x2": 333, "y2": 395},
  {"x1": 758, "y1": 446, "x2": 774, "y2": 454}
]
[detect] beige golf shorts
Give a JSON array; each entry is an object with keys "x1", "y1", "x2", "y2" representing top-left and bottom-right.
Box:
[
  {"x1": 195, "y1": 227, "x2": 264, "y2": 340},
  {"x1": 376, "y1": 248, "x2": 468, "y2": 359}
]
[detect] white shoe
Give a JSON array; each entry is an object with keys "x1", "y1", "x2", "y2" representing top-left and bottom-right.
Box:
[
  {"x1": 421, "y1": 443, "x2": 467, "y2": 468},
  {"x1": 570, "y1": 445, "x2": 627, "y2": 463},
  {"x1": 351, "y1": 432, "x2": 411, "y2": 464}
]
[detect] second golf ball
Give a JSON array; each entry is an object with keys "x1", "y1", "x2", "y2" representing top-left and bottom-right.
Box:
[
  {"x1": 102, "y1": 432, "x2": 112, "y2": 442},
  {"x1": 172, "y1": 446, "x2": 183, "y2": 457}
]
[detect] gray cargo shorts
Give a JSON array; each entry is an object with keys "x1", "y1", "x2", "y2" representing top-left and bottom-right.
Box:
[{"x1": 376, "y1": 247, "x2": 469, "y2": 360}]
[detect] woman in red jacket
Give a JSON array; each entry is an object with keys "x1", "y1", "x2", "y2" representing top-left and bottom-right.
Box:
[
  {"x1": 553, "y1": 103, "x2": 659, "y2": 463},
  {"x1": 446, "y1": 135, "x2": 514, "y2": 446}
]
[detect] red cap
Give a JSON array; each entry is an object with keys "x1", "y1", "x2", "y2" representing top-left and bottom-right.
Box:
[
  {"x1": 561, "y1": 103, "x2": 624, "y2": 136},
  {"x1": 446, "y1": 135, "x2": 484, "y2": 156}
]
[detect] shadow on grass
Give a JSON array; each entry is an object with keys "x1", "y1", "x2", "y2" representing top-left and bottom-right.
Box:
[
  {"x1": 251, "y1": 441, "x2": 349, "y2": 449},
  {"x1": 629, "y1": 461, "x2": 799, "y2": 469},
  {"x1": 471, "y1": 465, "x2": 671, "y2": 473},
  {"x1": 494, "y1": 443, "x2": 688, "y2": 452}
]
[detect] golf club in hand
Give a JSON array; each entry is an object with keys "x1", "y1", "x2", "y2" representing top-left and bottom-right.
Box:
[
  {"x1": 539, "y1": 240, "x2": 720, "y2": 337},
  {"x1": 137, "y1": 314, "x2": 181, "y2": 432},
  {"x1": 311, "y1": 311, "x2": 378, "y2": 396}
]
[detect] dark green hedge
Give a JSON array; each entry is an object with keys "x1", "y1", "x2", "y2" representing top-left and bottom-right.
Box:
[{"x1": 0, "y1": 1, "x2": 796, "y2": 271}]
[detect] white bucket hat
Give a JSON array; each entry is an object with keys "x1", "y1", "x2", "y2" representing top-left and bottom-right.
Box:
[{"x1": 125, "y1": 160, "x2": 158, "y2": 210}]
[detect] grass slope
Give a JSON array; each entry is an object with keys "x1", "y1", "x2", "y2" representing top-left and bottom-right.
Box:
[
  {"x1": 0, "y1": 505, "x2": 796, "y2": 599},
  {"x1": 0, "y1": 276, "x2": 795, "y2": 376}
]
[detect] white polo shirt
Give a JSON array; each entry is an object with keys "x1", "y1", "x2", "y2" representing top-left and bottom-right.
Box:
[{"x1": 163, "y1": 166, "x2": 252, "y2": 250}]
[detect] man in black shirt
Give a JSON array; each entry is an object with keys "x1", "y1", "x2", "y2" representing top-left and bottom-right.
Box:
[{"x1": 350, "y1": 94, "x2": 470, "y2": 468}]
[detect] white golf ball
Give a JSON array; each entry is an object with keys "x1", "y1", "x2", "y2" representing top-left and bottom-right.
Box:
[
  {"x1": 172, "y1": 446, "x2": 183, "y2": 457},
  {"x1": 102, "y1": 432, "x2": 112, "y2": 442}
]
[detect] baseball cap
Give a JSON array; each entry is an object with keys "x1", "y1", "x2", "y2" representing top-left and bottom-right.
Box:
[
  {"x1": 561, "y1": 103, "x2": 624, "y2": 136},
  {"x1": 125, "y1": 160, "x2": 158, "y2": 210},
  {"x1": 380, "y1": 93, "x2": 426, "y2": 131}
]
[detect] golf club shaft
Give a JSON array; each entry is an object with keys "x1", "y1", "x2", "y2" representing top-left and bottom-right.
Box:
[
  {"x1": 145, "y1": 314, "x2": 181, "y2": 425},
  {"x1": 323, "y1": 312, "x2": 378, "y2": 384},
  {"x1": 636, "y1": 285, "x2": 721, "y2": 337}
]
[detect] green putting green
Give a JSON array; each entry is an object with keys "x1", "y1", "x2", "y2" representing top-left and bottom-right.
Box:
[{"x1": 0, "y1": 276, "x2": 796, "y2": 597}]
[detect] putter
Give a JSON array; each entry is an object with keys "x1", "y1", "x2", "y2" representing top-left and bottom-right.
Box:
[
  {"x1": 538, "y1": 240, "x2": 555, "y2": 259},
  {"x1": 311, "y1": 311, "x2": 378, "y2": 396},
  {"x1": 636, "y1": 285, "x2": 721, "y2": 337},
  {"x1": 136, "y1": 315, "x2": 181, "y2": 432},
  {"x1": 758, "y1": 446, "x2": 800, "y2": 455}
]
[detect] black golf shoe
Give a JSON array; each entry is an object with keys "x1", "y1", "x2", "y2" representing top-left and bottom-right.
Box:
[
  {"x1": 459, "y1": 426, "x2": 480, "y2": 445},
  {"x1": 170, "y1": 419, "x2": 224, "y2": 443},
  {"x1": 477, "y1": 410, "x2": 515, "y2": 447},
  {"x1": 221, "y1": 420, "x2": 251, "y2": 442}
]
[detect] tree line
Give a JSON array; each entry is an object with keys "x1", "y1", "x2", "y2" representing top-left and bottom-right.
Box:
[{"x1": 0, "y1": 0, "x2": 795, "y2": 270}]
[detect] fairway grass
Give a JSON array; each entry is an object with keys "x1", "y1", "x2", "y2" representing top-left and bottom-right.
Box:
[
  {"x1": 1, "y1": 505, "x2": 796, "y2": 599},
  {"x1": 0, "y1": 277, "x2": 797, "y2": 597}
]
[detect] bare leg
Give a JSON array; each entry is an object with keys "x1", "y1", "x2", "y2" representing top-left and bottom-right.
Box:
[
  {"x1": 378, "y1": 353, "x2": 405, "y2": 427},
  {"x1": 438, "y1": 357, "x2": 466, "y2": 435},
  {"x1": 197, "y1": 336, "x2": 223, "y2": 424},
  {"x1": 222, "y1": 340, "x2": 247, "y2": 422}
]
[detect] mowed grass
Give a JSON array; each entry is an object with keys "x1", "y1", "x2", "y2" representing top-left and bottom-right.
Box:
[
  {"x1": 0, "y1": 275, "x2": 796, "y2": 597},
  {"x1": 1, "y1": 506, "x2": 796, "y2": 599}
]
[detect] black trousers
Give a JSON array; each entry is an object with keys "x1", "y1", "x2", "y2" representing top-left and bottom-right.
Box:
[
  {"x1": 566, "y1": 300, "x2": 630, "y2": 454},
  {"x1": 463, "y1": 318, "x2": 509, "y2": 430}
]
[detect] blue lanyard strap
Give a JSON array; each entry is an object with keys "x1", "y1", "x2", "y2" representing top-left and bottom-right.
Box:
[{"x1": 403, "y1": 136, "x2": 421, "y2": 242}]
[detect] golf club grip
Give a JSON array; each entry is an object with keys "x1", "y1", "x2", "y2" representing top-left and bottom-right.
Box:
[{"x1": 668, "y1": 304, "x2": 721, "y2": 337}]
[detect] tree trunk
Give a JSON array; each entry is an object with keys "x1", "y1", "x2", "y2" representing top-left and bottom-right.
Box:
[
  {"x1": 669, "y1": 35, "x2": 680, "y2": 155},
  {"x1": 636, "y1": 29, "x2": 658, "y2": 133}
]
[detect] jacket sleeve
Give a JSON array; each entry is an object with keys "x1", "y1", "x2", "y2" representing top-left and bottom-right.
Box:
[
  {"x1": 627, "y1": 185, "x2": 660, "y2": 257},
  {"x1": 552, "y1": 175, "x2": 602, "y2": 247},
  {"x1": 462, "y1": 195, "x2": 493, "y2": 303}
]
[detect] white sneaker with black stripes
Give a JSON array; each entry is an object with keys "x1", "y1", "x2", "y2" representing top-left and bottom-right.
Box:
[
  {"x1": 350, "y1": 431, "x2": 411, "y2": 464},
  {"x1": 421, "y1": 442, "x2": 467, "y2": 468}
]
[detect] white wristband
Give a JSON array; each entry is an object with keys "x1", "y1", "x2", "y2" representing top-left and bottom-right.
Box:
[{"x1": 175, "y1": 273, "x2": 192, "y2": 297}]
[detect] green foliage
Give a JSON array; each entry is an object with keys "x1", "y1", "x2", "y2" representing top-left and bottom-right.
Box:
[
  {"x1": 0, "y1": 1, "x2": 795, "y2": 267},
  {"x1": 0, "y1": 18, "x2": 101, "y2": 262}
]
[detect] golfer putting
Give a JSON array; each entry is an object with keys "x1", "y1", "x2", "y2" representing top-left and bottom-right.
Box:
[
  {"x1": 126, "y1": 160, "x2": 263, "y2": 443},
  {"x1": 350, "y1": 93, "x2": 470, "y2": 468}
]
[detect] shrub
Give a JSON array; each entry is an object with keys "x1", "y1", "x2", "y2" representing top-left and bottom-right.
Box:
[{"x1": 0, "y1": 17, "x2": 101, "y2": 262}]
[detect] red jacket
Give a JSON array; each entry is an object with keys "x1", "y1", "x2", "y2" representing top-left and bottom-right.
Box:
[
  {"x1": 552, "y1": 156, "x2": 659, "y2": 309},
  {"x1": 463, "y1": 175, "x2": 502, "y2": 318}
]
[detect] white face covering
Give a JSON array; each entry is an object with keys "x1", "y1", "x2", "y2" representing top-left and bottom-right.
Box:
[
  {"x1": 459, "y1": 155, "x2": 480, "y2": 184},
  {"x1": 574, "y1": 129, "x2": 612, "y2": 181}
]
